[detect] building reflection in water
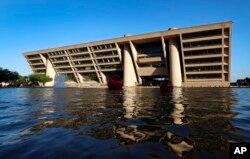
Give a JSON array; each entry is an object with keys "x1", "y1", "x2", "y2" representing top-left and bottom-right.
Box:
[
  {"x1": 114, "y1": 123, "x2": 194, "y2": 158},
  {"x1": 24, "y1": 88, "x2": 238, "y2": 158},
  {"x1": 123, "y1": 88, "x2": 138, "y2": 119},
  {"x1": 116, "y1": 88, "x2": 194, "y2": 157},
  {"x1": 121, "y1": 88, "x2": 188, "y2": 125},
  {"x1": 170, "y1": 88, "x2": 186, "y2": 125},
  {"x1": 161, "y1": 131, "x2": 194, "y2": 158},
  {"x1": 184, "y1": 88, "x2": 237, "y2": 157}
]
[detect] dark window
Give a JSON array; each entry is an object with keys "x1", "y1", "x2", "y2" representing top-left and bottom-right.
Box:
[
  {"x1": 182, "y1": 29, "x2": 222, "y2": 39},
  {"x1": 183, "y1": 39, "x2": 222, "y2": 48},
  {"x1": 187, "y1": 73, "x2": 222, "y2": 79},
  {"x1": 184, "y1": 48, "x2": 221, "y2": 56},
  {"x1": 136, "y1": 42, "x2": 163, "y2": 54},
  {"x1": 186, "y1": 65, "x2": 222, "y2": 72},
  {"x1": 27, "y1": 54, "x2": 40, "y2": 59},
  {"x1": 185, "y1": 57, "x2": 222, "y2": 64}
]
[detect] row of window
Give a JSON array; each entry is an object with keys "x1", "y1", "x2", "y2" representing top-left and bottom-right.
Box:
[
  {"x1": 54, "y1": 62, "x2": 70, "y2": 67},
  {"x1": 51, "y1": 56, "x2": 68, "y2": 61},
  {"x1": 182, "y1": 29, "x2": 222, "y2": 40},
  {"x1": 185, "y1": 57, "x2": 222, "y2": 64},
  {"x1": 32, "y1": 65, "x2": 45, "y2": 68},
  {"x1": 48, "y1": 51, "x2": 65, "y2": 56},
  {"x1": 97, "y1": 58, "x2": 120, "y2": 63},
  {"x1": 184, "y1": 48, "x2": 222, "y2": 56},
  {"x1": 71, "y1": 55, "x2": 90, "y2": 59},
  {"x1": 183, "y1": 39, "x2": 222, "y2": 48},
  {"x1": 136, "y1": 42, "x2": 163, "y2": 55},
  {"x1": 56, "y1": 68, "x2": 72, "y2": 72},
  {"x1": 94, "y1": 51, "x2": 118, "y2": 57},
  {"x1": 99, "y1": 64, "x2": 121, "y2": 70},
  {"x1": 74, "y1": 60, "x2": 93, "y2": 66},
  {"x1": 27, "y1": 54, "x2": 40, "y2": 59},
  {"x1": 187, "y1": 73, "x2": 222, "y2": 79},
  {"x1": 92, "y1": 43, "x2": 116, "y2": 51},
  {"x1": 68, "y1": 47, "x2": 88, "y2": 54},
  {"x1": 29, "y1": 59, "x2": 43, "y2": 64},
  {"x1": 138, "y1": 47, "x2": 163, "y2": 54},
  {"x1": 186, "y1": 65, "x2": 222, "y2": 72}
]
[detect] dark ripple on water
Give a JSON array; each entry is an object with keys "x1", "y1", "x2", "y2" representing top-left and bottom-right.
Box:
[{"x1": 0, "y1": 87, "x2": 250, "y2": 159}]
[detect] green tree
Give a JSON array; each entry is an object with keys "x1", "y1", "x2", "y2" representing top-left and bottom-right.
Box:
[
  {"x1": 245, "y1": 77, "x2": 250, "y2": 86},
  {"x1": 0, "y1": 68, "x2": 4, "y2": 83},
  {"x1": 16, "y1": 76, "x2": 28, "y2": 85},
  {"x1": 9, "y1": 71, "x2": 19, "y2": 82},
  {"x1": 0, "y1": 68, "x2": 20, "y2": 83},
  {"x1": 29, "y1": 74, "x2": 52, "y2": 86}
]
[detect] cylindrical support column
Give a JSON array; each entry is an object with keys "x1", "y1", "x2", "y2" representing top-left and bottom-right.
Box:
[
  {"x1": 40, "y1": 54, "x2": 56, "y2": 87},
  {"x1": 169, "y1": 39, "x2": 182, "y2": 87},
  {"x1": 123, "y1": 44, "x2": 137, "y2": 87},
  {"x1": 45, "y1": 58, "x2": 56, "y2": 87}
]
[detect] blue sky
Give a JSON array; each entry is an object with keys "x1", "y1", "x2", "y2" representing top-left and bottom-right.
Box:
[{"x1": 0, "y1": 0, "x2": 249, "y2": 81}]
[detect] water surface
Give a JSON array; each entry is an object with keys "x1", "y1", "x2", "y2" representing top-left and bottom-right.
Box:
[{"x1": 0, "y1": 88, "x2": 249, "y2": 159}]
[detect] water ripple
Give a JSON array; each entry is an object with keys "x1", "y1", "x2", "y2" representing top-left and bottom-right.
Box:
[{"x1": 0, "y1": 87, "x2": 249, "y2": 158}]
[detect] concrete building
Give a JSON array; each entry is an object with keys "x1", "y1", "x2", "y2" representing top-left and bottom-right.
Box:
[{"x1": 23, "y1": 21, "x2": 232, "y2": 87}]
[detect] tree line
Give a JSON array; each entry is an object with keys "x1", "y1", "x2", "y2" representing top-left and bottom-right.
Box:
[
  {"x1": 0, "y1": 68, "x2": 52, "y2": 87},
  {"x1": 236, "y1": 77, "x2": 250, "y2": 86}
]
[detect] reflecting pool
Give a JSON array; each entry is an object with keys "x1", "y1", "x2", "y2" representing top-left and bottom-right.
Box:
[{"x1": 0, "y1": 88, "x2": 249, "y2": 158}]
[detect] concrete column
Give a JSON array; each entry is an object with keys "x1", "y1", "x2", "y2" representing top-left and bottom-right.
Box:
[
  {"x1": 169, "y1": 39, "x2": 182, "y2": 87},
  {"x1": 115, "y1": 43, "x2": 122, "y2": 61},
  {"x1": 100, "y1": 72, "x2": 107, "y2": 84},
  {"x1": 64, "y1": 50, "x2": 80, "y2": 83},
  {"x1": 129, "y1": 41, "x2": 142, "y2": 84},
  {"x1": 87, "y1": 46, "x2": 102, "y2": 83},
  {"x1": 77, "y1": 73, "x2": 84, "y2": 83},
  {"x1": 161, "y1": 36, "x2": 169, "y2": 76},
  {"x1": 161, "y1": 36, "x2": 167, "y2": 64},
  {"x1": 123, "y1": 44, "x2": 137, "y2": 87},
  {"x1": 40, "y1": 54, "x2": 56, "y2": 86},
  {"x1": 45, "y1": 58, "x2": 56, "y2": 86}
]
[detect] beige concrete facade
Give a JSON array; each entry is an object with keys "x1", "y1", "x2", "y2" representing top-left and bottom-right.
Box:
[{"x1": 23, "y1": 21, "x2": 232, "y2": 87}]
